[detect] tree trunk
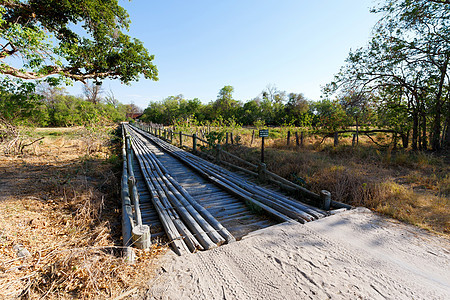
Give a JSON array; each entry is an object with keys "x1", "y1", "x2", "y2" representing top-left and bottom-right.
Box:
[
  {"x1": 421, "y1": 110, "x2": 427, "y2": 150},
  {"x1": 431, "y1": 56, "x2": 448, "y2": 151},
  {"x1": 355, "y1": 116, "x2": 359, "y2": 145},
  {"x1": 401, "y1": 131, "x2": 409, "y2": 149},
  {"x1": 412, "y1": 111, "x2": 418, "y2": 151}
]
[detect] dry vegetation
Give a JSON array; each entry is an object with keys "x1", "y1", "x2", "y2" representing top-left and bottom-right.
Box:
[
  {"x1": 221, "y1": 130, "x2": 450, "y2": 236},
  {"x1": 0, "y1": 126, "x2": 166, "y2": 299}
]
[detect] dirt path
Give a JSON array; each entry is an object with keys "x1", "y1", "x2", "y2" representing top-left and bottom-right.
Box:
[{"x1": 146, "y1": 208, "x2": 450, "y2": 299}]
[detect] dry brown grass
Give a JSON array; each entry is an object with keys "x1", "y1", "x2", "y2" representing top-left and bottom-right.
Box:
[
  {"x1": 0, "y1": 126, "x2": 167, "y2": 299},
  {"x1": 221, "y1": 131, "x2": 450, "y2": 236}
]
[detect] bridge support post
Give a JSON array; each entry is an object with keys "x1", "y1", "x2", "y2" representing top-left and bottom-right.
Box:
[
  {"x1": 258, "y1": 163, "x2": 267, "y2": 183},
  {"x1": 132, "y1": 224, "x2": 151, "y2": 249},
  {"x1": 179, "y1": 131, "x2": 183, "y2": 148},
  {"x1": 215, "y1": 144, "x2": 221, "y2": 163},
  {"x1": 193, "y1": 133, "x2": 197, "y2": 153},
  {"x1": 320, "y1": 190, "x2": 331, "y2": 211}
]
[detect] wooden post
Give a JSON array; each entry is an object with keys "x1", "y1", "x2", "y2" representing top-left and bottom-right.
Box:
[
  {"x1": 261, "y1": 136, "x2": 265, "y2": 163},
  {"x1": 295, "y1": 132, "x2": 299, "y2": 147},
  {"x1": 287, "y1": 130, "x2": 291, "y2": 146},
  {"x1": 158, "y1": 128, "x2": 161, "y2": 137},
  {"x1": 352, "y1": 134, "x2": 356, "y2": 147},
  {"x1": 334, "y1": 132, "x2": 339, "y2": 146},
  {"x1": 251, "y1": 130, "x2": 255, "y2": 146},
  {"x1": 225, "y1": 132, "x2": 229, "y2": 145},
  {"x1": 179, "y1": 131, "x2": 183, "y2": 148},
  {"x1": 132, "y1": 224, "x2": 151, "y2": 249},
  {"x1": 193, "y1": 133, "x2": 197, "y2": 153},
  {"x1": 215, "y1": 145, "x2": 221, "y2": 163},
  {"x1": 320, "y1": 190, "x2": 331, "y2": 210},
  {"x1": 230, "y1": 132, "x2": 234, "y2": 144},
  {"x1": 258, "y1": 163, "x2": 267, "y2": 183}
]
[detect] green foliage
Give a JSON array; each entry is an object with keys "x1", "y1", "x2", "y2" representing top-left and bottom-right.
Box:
[
  {"x1": 329, "y1": 0, "x2": 450, "y2": 150},
  {"x1": 0, "y1": 0, "x2": 158, "y2": 84},
  {"x1": 311, "y1": 99, "x2": 350, "y2": 132},
  {"x1": 0, "y1": 78, "x2": 48, "y2": 126}
]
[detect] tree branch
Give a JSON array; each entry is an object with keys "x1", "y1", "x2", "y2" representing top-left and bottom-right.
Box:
[
  {"x1": 0, "y1": 63, "x2": 119, "y2": 83},
  {"x1": 427, "y1": 0, "x2": 450, "y2": 4}
]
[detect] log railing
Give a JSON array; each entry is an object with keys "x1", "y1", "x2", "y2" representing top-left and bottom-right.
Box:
[{"x1": 132, "y1": 122, "x2": 351, "y2": 211}]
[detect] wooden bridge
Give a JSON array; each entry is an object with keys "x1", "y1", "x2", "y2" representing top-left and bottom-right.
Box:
[{"x1": 121, "y1": 123, "x2": 350, "y2": 257}]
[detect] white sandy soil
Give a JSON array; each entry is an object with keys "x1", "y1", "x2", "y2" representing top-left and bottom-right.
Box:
[{"x1": 145, "y1": 208, "x2": 450, "y2": 300}]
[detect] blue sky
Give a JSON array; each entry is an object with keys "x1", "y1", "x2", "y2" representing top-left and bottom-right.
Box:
[{"x1": 66, "y1": 0, "x2": 379, "y2": 109}]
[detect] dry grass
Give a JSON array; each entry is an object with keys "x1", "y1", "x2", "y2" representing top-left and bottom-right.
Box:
[
  {"x1": 221, "y1": 131, "x2": 450, "y2": 236},
  {"x1": 0, "y1": 126, "x2": 167, "y2": 299}
]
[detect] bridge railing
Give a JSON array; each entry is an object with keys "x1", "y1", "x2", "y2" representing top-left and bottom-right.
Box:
[{"x1": 132, "y1": 122, "x2": 352, "y2": 211}]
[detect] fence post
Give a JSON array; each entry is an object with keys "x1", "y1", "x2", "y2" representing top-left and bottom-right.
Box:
[
  {"x1": 334, "y1": 132, "x2": 339, "y2": 146},
  {"x1": 258, "y1": 163, "x2": 267, "y2": 183},
  {"x1": 215, "y1": 144, "x2": 221, "y2": 163},
  {"x1": 225, "y1": 132, "x2": 229, "y2": 145},
  {"x1": 164, "y1": 129, "x2": 167, "y2": 140},
  {"x1": 179, "y1": 131, "x2": 183, "y2": 148},
  {"x1": 251, "y1": 130, "x2": 255, "y2": 146},
  {"x1": 320, "y1": 190, "x2": 331, "y2": 210},
  {"x1": 192, "y1": 133, "x2": 197, "y2": 153},
  {"x1": 287, "y1": 130, "x2": 291, "y2": 146},
  {"x1": 230, "y1": 132, "x2": 234, "y2": 144},
  {"x1": 295, "y1": 132, "x2": 299, "y2": 147}
]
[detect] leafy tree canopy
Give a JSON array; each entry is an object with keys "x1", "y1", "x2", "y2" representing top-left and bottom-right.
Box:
[{"x1": 0, "y1": 0, "x2": 158, "y2": 84}]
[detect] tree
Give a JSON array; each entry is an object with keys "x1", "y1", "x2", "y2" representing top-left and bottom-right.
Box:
[
  {"x1": 213, "y1": 85, "x2": 240, "y2": 120},
  {"x1": 0, "y1": 0, "x2": 158, "y2": 84},
  {"x1": 83, "y1": 81, "x2": 103, "y2": 104},
  {"x1": 125, "y1": 103, "x2": 142, "y2": 119},
  {"x1": 329, "y1": 0, "x2": 450, "y2": 151},
  {"x1": 285, "y1": 93, "x2": 311, "y2": 126}
]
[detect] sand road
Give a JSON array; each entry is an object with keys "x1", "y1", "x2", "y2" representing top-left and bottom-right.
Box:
[{"x1": 146, "y1": 208, "x2": 450, "y2": 300}]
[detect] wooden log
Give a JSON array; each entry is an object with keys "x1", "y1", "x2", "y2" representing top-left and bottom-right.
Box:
[
  {"x1": 132, "y1": 225, "x2": 151, "y2": 249},
  {"x1": 132, "y1": 133, "x2": 228, "y2": 245},
  {"x1": 132, "y1": 134, "x2": 221, "y2": 249},
  {"x1": 128, "y1": 131, "x2": 189, "y2": 255},
  {"x1": 129, "y1": 124, "x2": 328, "y2": 223},
  {"x1": 220, "y1": 149, "x2": 258, "y2": 169},
  {"x1": 331, "y1": 200, "x2": 352, "y2": 210},
  {"x1": 193, "y1": 133, "x2": 197, "y2": 153},
  {"x1": 320, "y1": 190, "x2": 331, "y2": 211},
  {"x1": 219, "y1": 160, "x2": 259, "y2": 177},
  {"x1": 264, "y1": 170, "x2": 321, "y2": 201},
  {"x1": 126, "y1": 144, "x2": 143, "y2": 226}
]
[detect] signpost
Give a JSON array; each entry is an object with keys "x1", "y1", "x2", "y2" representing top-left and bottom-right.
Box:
[{"x1": 259, "y1": 129, "x2": 269, "y2": 163}]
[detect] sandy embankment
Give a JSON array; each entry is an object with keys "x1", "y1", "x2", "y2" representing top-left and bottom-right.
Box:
[{"x1": 146, "y1": 208, "x2": 450, "y2": 300}]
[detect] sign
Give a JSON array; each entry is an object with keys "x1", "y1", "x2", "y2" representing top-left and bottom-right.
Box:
[{"x1": 259, "y1": 129, "x2": 269, "y2": 138}]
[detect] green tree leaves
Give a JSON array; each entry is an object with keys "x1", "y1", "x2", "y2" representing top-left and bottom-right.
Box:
[{"x1": 0, "y1": 0, "x2": 158, "y2": 84}]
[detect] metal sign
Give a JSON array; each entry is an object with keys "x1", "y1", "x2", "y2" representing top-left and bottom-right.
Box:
[{"x1": 259, "y1": 129, "x2": 269, "y2": 137}]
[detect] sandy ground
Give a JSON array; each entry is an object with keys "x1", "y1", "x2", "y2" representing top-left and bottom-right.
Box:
[{"x1": 145, "y1": 208, "x2": 450, "y2": 300}]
